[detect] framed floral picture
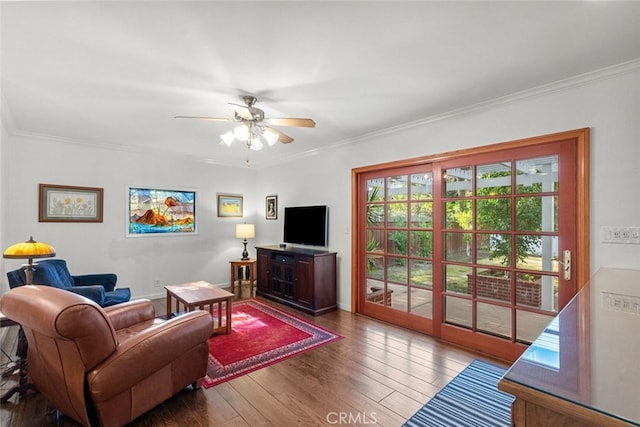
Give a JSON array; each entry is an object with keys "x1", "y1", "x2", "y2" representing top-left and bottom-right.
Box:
[
  {"x1": 39, "y1": 184, "x2": 104, "y2": 222},
  {"x1": 217, "y1": 194, "x2": 243, "y2": 218},
  {"x1": 266, "y1": 195, "x2": 277, "y2": 220}
]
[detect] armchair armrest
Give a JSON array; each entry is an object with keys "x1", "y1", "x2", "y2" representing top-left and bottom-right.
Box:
[
  {"x1": 73, "y1": 273, "x2": 118, "y2": 292},
  {"x1": 86, "y1": 310, "x2": 213, "y2": 402},
  {"x1": 66, "y1": 285, "x2": 106, "y2": 306},
  {"x1": 104, "y1": 299, "x2": 155, "y2": 330}
]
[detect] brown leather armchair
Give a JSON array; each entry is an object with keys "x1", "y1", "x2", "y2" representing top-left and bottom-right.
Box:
[{"x1": 0, "y1": 285, "x2": 213, "y2": 427}]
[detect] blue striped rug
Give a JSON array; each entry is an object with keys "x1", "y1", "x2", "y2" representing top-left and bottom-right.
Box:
[{"x1": 404, "y1": 360, "x2": 515, "y2": 427}]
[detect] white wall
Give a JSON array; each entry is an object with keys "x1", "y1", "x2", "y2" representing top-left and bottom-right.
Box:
[
  {"x1": 0, "y1": 118, "x2": 6, "y2": 269},
  {"x1": 258, "y1": 63, "x2": 640, "y2": 311},
  {"x1": 0, "y1": 136, "x2": 257, "y2": 298},
  {"x1": 2, "y1": 63, "x2": 640, "y2": 307}
]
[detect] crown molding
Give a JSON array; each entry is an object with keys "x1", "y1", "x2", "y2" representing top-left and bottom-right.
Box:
[
  {"x1": 257, "y1": 57, "x2": 640, "y2": 169},
  {"x1": 348, "y1": 57, "x2": 640, "y2": 143},
  {"x1": 3, "y1": 58, "x2": 640, "y2": 169}
]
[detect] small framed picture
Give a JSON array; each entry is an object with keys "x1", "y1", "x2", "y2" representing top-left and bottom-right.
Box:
[
  {"x1": 217, "y1": 194, "x2": 243, "y2": 217},
  {"x1": 39, "y1": 184, "x2": 104, "y2": 222},
  {"x1": 266, "y1": 195, "x2": 278, "y2": 220}
]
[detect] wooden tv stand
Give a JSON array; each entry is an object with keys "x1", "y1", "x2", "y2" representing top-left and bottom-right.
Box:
[{"x1": 256, "y1": 245, "x2": 337, "y2": 315}]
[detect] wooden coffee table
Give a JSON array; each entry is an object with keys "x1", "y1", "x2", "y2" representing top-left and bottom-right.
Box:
[{"x1": 164, "y1": 281, "x2": 234, "y2": 335}]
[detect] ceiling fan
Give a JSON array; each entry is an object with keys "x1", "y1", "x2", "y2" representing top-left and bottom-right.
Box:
[{"x1": 175, "y1": 95, "x2": 316, "y2": 151}]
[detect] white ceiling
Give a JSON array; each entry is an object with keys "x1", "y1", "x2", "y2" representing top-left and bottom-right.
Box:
[{"x1": 3, "y1": 1, "x2": 640, "y2": 168}]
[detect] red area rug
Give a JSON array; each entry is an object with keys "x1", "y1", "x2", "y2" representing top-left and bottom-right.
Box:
[{"x1": 203, "y1": 299, "x2": 342, "y2": 388}]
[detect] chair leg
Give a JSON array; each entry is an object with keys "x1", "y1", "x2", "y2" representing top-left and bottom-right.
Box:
[{"x1": 192, "y1": 377, "x2": 204, "y2": 389}]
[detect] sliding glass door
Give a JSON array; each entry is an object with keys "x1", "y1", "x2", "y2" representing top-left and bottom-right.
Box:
[{"x1": 353, "y1": 129, "x2": 589, "y2": 361}]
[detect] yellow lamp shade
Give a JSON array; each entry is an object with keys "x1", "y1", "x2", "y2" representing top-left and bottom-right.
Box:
[{"x1": 3, "y1": 236, "x2": 56, "y2": 259}]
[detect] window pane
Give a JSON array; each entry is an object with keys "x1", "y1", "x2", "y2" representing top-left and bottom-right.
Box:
[
  {"x1": 410, "y1": 231, "x2": 432, "y2": 258},
  {"x1": 366, "y1": 229, "x2": 383, "y2": 254},
  {"x1": 410, "y1": 287, "x2": 432, "y2": 318},
  {"x1": 477, "y1": 198, "x2": 511, "y2": 230},
  {"x1": 410, "y1": 259, "x2": 432, "y2": 288},
  {"x1": 366, "y1": 252, "x2": 384, "y2": 281},
  {"x1": 386, "y1": 256, "x2": 407, "y2": 284},
  {"x1": 387, "y1": 230, "x2": 408, "y2": 255},
  {"x1": 476, "y1": 233, "x2": 512, "y2": 268},
  {"x1": 445, "y1": 264, "x2": 471, "y2": 295},
  {"x1": 445, "y1": 295, "x2": 471, "y2": 327},
  {"x1": 516, "y1": 155, "x2": 558, "y2": 193},
  {"x1": 387, "y1": 175, "x2": 408, "y2": 201},
  {"x1": 444, "y1": 200, "x2": 472, "y2": 230},
  {"x1": 387, "y1": 203, "x2": 407, "y2": 227},
  {"x1": 411, "y1": 173, "x2": 433, "y2": 199},
  {"x1": 410, "y1": 201, "x2": 432, "y2": 228},
  {"x1": 366, "y1": 281, "x2": 389, "y2": 306},
  {"x1": 444, "y1": 167, "x2": 472, "y2": 197},
  {"x1": 476, "y1": 268, "x2": 511, "y2": 303},
  {"x1": 387, "y1": 283, "x2": 407, "y2": 311},
  {"x1": 516, "y1": 274, "x2": 558, "y2": 312},
  {"x1": 476, "y1": 162, "x2": 511, "y2": 195},
  {"x1": 516, "y1": 196, "x2": 557, "y2": 232},
  {"x1": 444, "y1": 232, "x2": 472, "y2": 263},
  {"x1": 515, "y1": 235, "x2": 559, "y2": 273},
  {"x1": 367, "y1": 179, "x2": 384, "y2": 201},
  {"x1": 366, "y1": 203, "x2": 384, "y2": 227},
  {"x1": 477, "y1": 302, "x2": 511, "y2": 338}
]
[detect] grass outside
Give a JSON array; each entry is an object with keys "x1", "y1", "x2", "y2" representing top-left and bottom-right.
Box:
[{"x1": 368, "y1": 254, "x2": 556, "y2": 293}]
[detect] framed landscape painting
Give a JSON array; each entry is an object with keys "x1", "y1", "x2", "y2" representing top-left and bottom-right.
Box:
[
  {"x1": 127, "y1": 187, "x2": 196, "y2": 236},
  {"x1": 217, "y1": 194, "x2": 243, "y2": 217},
  {"x1": 39, "y1": 184, "x2": 104, "y2": 222}
]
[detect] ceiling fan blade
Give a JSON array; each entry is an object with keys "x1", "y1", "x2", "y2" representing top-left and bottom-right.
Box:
[
  {"x1": 264, "y1": 126, "x2": 294, "y2": 144},
  {"x1": 265, "y1": 118, "x2": 316, "y2": 128},
  {"x1": 174, "y1": 116, "x2": 233, "y2": 122}
]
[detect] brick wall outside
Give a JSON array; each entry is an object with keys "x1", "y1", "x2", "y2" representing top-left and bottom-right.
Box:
[{"x1": 468, "y1": 273, "x2": 541, "y2": 307}]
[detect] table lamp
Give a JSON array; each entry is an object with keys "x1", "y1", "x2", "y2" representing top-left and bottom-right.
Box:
[
  {"x1": 235, "y1": 224, "x2": 255, "y2": 260},
  {"x1": 3, "y1": 236, "x2": 56, "y2": 285}
]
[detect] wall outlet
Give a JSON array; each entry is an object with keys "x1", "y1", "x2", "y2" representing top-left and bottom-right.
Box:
[{"x1": 153, "y1": 278, "x2": 161, "y2": 287}]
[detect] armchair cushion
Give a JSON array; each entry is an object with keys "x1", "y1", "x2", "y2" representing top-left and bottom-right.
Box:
[
  {"x1": 66, "y1": 285, "x2": 106, "y2": 304},
  {"x1": 73, "y1": 273, "x2": 117, "y2": 292},
  {"x1": 6, "y1": 259, "x2": 130, "y2": 307}
]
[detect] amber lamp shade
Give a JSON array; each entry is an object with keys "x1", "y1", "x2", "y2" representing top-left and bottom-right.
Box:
[{"x1": 3, "y1": 236, "x2": 56, "y2": 285}]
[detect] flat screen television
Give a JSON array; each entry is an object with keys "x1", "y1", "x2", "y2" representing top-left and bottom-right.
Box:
[{"x1": 283, "y1": 205, "x2": 329, "y2": 247}]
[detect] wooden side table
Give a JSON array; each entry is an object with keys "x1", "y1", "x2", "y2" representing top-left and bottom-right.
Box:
[
  {"x1": 164, "y1": 281, "x2": 234, "y2": 335},
  {"x1": 229, "y1": 259, "x2": 256, "y2": 298}
]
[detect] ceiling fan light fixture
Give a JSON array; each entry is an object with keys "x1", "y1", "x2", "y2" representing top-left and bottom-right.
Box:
[
  {"x1": 249, "y1": 138, "x2": 263, "y2": 151},
  {"x1": 176, "y1": 96, "x2": 314, "y2": 150},
  {"x1": 220, "y1": 131, "x2": 235, "y2": 146},
  {"x1": 233, "y1": 124, "x2": 250, "y2": 141},
  {"x1": 263, "y1": 129, "x2": 279, "y2": 146}
]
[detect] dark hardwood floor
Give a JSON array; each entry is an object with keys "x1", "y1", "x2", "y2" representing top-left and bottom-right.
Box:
[{"x1": 1, "y1": 288, "x2": 507, "y2": 426}]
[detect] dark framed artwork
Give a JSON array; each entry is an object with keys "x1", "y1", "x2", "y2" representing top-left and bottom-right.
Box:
[
  {"x1": 39, "y1": 184, "x2": 104, "y2": 222},
  {"x1": 266, "y1": 195, "x2": 278, "y2": 220},
  {"x1": 127, "y1": 187, "x2": 196, "y2": 236},
  {"x1": 217, "y1": 194, "x2": 243, "y2": 218}
]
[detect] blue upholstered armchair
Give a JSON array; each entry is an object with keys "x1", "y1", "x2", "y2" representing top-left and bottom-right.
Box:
[{"x1": 6, "y1": 259, "x2": 130, "y2": 307}]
